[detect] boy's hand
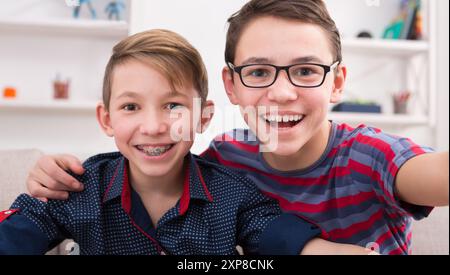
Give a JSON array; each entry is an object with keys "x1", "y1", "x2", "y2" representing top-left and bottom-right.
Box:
[
  {"x1": 301, "y1": 238, "x2": 379, "y2": 255},
  {"x1": 27, "y1": 154, "x2": 85, "y2": 202}
]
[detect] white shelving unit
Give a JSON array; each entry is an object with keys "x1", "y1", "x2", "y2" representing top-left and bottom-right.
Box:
[
  {"x1": 328, "y1": 0, "x2": 436, "y2": 129},
  {"x1": 0, "y1": 100, "x2": 98, "y2": 113},
  {"x1": 341, "y1": 38, "x2": 429, "y2": 57},
  {"x1": 0, "y1": 0, "x2": 131, "y2": 157},
  {"x1": 0, "y1": 18, "x2": 128, "y2": 38},
  {"x1": 329, "y1": 112, "x2": 428, "y2": 127},
  {"x1": 0, "y1": 0, "x2": 131, "y2": 109}
]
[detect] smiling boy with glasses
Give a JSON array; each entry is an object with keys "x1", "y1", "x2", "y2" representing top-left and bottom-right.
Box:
[{"x1": 25, "y1": 0, "x2": 448, "y2": 255}]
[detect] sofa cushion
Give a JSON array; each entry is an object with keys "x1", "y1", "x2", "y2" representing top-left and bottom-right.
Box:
[
  {"x1": 0, "y1": 149, "x2": 65, "y2": 255},
  {"x1": 0, "y1": 149, "x2": 44, "y2": 210},
  {"x1": 411, "y1": 207, "x2": 449, "y2": 255}
]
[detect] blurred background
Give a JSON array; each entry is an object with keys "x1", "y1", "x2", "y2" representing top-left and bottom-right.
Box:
[{"x1": 0, "y1": 0, "x2": 448, "y2": 158}]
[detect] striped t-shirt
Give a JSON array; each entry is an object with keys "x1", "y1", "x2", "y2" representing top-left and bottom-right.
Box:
[{"x1": 201, "y1": 122, "x2": 434, "y2": 255}]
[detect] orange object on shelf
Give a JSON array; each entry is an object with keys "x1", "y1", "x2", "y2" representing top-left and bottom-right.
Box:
[{"x1": 3, "y1": 87, "x2": 17, "y2": 98}]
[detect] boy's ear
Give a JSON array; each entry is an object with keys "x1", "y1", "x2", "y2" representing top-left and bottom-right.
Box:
[
  {"x1": 330, "y1": 64, "x2": 347, "y2": 104},
  {"x1": 96, "y1": 102, "x2": 114, "y2": 137},
  {"x1": 222, "y1": 66, "x2": 239, "y2": 105},
  {"x1": 196, "y1": 100, "x2": 215, "y2": 134}
]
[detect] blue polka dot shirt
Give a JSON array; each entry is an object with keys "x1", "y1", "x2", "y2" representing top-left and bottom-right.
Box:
[{"x1": 0, "y1": 152, "x2": 320, "y2": 255}]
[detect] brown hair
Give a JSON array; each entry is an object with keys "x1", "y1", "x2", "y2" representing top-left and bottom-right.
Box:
[
  {"x1": 225, "y1": 0, "x2": 342, "y2": 65},
  {"x1": 103, "y1": 29, "x2": 208, "y2": 110}
]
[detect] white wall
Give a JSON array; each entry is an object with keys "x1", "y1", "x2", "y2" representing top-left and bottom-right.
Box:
[{"x1": 436, "y1": 0, "x2": 449, "y2": 151}]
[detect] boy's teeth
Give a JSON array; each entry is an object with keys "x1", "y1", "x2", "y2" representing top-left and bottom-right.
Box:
[
  {"x1": 262, "y1": 114, "x2": 304, "y2": 123},
  {"x1": 137, "y1": 145, "x2": 172, "y2": 156}
]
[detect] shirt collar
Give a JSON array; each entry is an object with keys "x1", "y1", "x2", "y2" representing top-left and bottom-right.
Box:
[
  {"x1": 179, "y1": 153, "x2": 214, "y2": 215},
  {"x1": 102, "y1": 153, "x2": 213, "y2": 215}
]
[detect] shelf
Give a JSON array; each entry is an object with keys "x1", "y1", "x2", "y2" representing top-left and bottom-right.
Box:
[
  {"x1": 342, "y1": 38, "x2": 429, "y2": 57},
  {"x1": 0, "y1": 100, "x2": 98, "y2": 113},
  {"x1": 328, "y1": 112, "x2": 429, "y2": 126},
  {"x1": 0, "y1": 18, "x2": 129, "y2": 38}
]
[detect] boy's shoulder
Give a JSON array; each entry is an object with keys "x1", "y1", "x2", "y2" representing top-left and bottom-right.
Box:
[
  {"x1": 211, "y1": 128, "x2": 259, "y2": 146},
  {"x1": 332, "y1": 122, "x2": 434, "y2": 165},
  {"x1": 335, "y1": 123, "x2": 387, "y2": 139},
  {"x1": 71, "y1": 152, "x2": 125, "y2": 194},
  {"x1": 206, "y1": 129, "x2": 260, "y2": 159},
  {"x1": 334, "y1": 122, "x2": 412, "y2": 148},
  {"x1": 82, "y1": 151, "x2": 124, "y2": 171},
  {"x1": 193, "y1": 154, "x2": 260, "y2": 193}
]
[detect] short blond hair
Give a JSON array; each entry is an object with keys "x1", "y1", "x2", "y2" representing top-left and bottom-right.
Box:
[{"x1": 103, "y1": 29, "x2": 208, "y2": 110}]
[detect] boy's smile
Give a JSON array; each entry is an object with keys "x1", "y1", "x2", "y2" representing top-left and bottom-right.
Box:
[
  {"x1": 135, "y1": 143, "x2": 175, "y2": 158},
  {"x1": 261, "y1": 112, "x2": 305, "y2": 131},
  {"x1": 223, "y1": 16, "x2": 346, "y2": 170}
]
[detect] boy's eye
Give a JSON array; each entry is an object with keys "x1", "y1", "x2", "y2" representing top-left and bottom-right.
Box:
[
  {"x1": 166, "y1": 103, "x2": 183, "y2": 110},
  {"x1": 250, "y1": 69, "x2": 269, "y2": 77},
  {"x1": 291, "y1": 65, "x2": 321, "y2": 77},
  {"x1": 122, "y1": 104, "x2": 139, "y2": 111},
  {"x1": 244, "y1": 67, "x2": 272, "y2": 78}
]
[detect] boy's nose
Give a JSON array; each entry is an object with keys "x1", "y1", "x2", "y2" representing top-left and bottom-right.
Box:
[
  {"x1": 139, "y1": 116, "x2": 169, "y2": 136},
  {"x1": 266, "y1": 71, "x2": 298, "y2": 103}
]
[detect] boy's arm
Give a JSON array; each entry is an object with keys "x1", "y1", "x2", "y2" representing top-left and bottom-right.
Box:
[
  {"x1": 235, "y1": 177, "x2": 320, "y2": 255},
  {"x1": 301, "y1": 238, "x2": 377, "y2": 255},
  {"x1": 395, "y1": 152, "x2": 449, "y2": 207},
  {"x1": 0, "y1": 195, "x2": 67, "y2": 255},
  {"x1": 236, "y1": 178, "x2": 373, "y2": 255},
  {"x1": 256, "y1": 212, "x2": 374, "y2": 255}
]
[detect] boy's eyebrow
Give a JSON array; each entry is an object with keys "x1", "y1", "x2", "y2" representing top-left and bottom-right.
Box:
[
  {"x1": 115, "y1": 90, "x2": 189, "y2": 101},
  {"x1": 291, "y1": 56, "x2": 325, "y2": 64},
  {"x1": 240, "y1": 57, "x2": 271, "y2": 65},
  {"x1": 116, "y1": 91, "x2": 142, "y2": 99},
  {"x1": 240, "y1": 56, "x2": 325, "y2": 66}
]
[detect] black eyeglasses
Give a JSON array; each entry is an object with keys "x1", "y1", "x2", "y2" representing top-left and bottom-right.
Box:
[{"x1": 227, "y1": 61, "x2": 340, "y2": 88}]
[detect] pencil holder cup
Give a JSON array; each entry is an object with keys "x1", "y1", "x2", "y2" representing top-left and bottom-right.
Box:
[{"x1": 393, "y1": 99, "x2": 408, "y2": 114}]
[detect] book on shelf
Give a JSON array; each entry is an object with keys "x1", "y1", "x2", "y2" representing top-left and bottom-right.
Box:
[
  {"x1": 400, "y1": 0, "x2": 423, "y2": 40},
  {"x1": 383, "y1": 0, "x2": 423, "y2": 41}
]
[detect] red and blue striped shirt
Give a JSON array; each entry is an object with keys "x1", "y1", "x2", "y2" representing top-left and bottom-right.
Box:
[{"x1": 201, "y1": 122, "x2": 434, "y2": 255}]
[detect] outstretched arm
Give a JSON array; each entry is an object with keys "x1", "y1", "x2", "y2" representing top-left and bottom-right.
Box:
[{"x1": 395, "y1": 152, "x2": 449, "y2": 207}]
